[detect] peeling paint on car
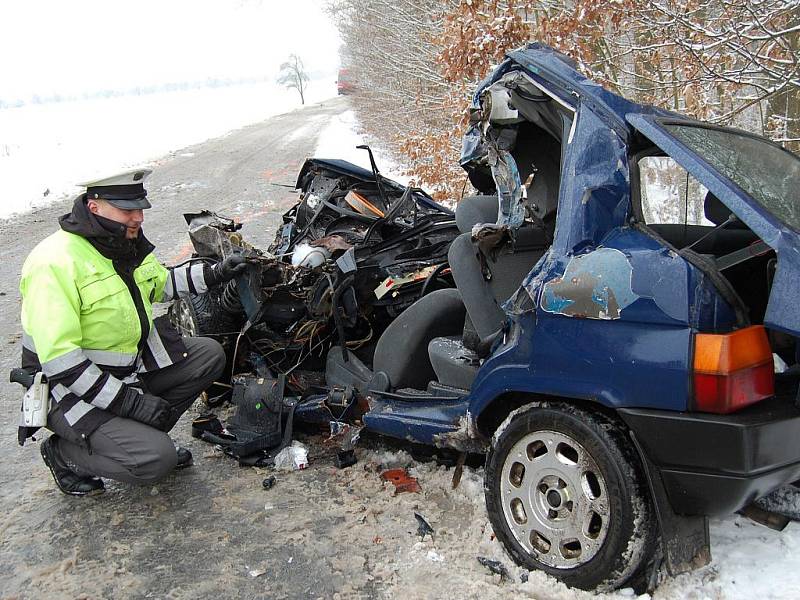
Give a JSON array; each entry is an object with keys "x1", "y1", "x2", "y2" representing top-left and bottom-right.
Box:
[{"x1": 540, "y1": 247, "x2": 637, "y2": 319}]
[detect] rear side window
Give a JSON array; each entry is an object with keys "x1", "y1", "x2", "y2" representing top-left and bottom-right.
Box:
[
  {"x1": 638, "y1": 156, "x2": 710, "y2": 226},
  {"x1": 664, "y1": 124, "x2": 800, "y2": 231}
]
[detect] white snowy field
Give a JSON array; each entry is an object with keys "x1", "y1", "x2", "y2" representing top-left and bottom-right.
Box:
[{"x1": 0, "y1": 78, "x2": 335, "y2": 219}]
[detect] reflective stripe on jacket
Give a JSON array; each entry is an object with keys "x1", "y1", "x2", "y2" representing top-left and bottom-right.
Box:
[{"x1": 19, "y1": 229, "x2": 207, "y2": 439}]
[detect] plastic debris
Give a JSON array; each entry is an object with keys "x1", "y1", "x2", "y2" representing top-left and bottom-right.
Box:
[
  {"x1": 328, "y1": 422, "x2": 362, "y2": 469},
  {"x1": 248, "y1": 569, "x2": 266, "y2": 578},
  {"x1": 414, "y1": 512, "x2": 435, "y2": 541},
  {"x1": 262, "y1": 475, "x2": 276, "y2": 490},
  {"x1": 327, "y1": 421, "x2": 362, "y2": 451},
  {"x1": 273, "y1": 441, "x2": 309, "y2": 471},
  {"x1": 427, "y1": 550, "x2": 444, "y2": 562},
  {"x1": 374, "y1": 265, "x2": 441, "y2": 300},
  {"x1": 380, "y1": 468, "x2": 421, "y2": 494},
  {"x1": 477, "y1": 556, "x2": 510, "y2": 581}
]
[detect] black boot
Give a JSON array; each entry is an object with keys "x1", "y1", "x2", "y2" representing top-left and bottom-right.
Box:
[
  {"x1": 175, "y1": 445, "x2": 193, "y2": 469},
  {"x1": 40, "y1": 436, "x2": 105, "y2": 496}
]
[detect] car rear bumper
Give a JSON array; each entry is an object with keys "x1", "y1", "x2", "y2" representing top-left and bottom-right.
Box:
[{"x1": 619, "y1": 396, "x2": 800, "y2": 515}]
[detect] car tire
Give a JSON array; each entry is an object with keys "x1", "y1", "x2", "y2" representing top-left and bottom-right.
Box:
[
  {"x1": 484, "y1": 402, "x2": 657, "y2": 592},
  {"x1": 170, "y1": 291, "x2": 240, "y2": 338}
]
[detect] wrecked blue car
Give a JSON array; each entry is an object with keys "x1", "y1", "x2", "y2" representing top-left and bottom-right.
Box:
[{"x1": 176, "y1": 43, "x2": 800, "y2": 591}]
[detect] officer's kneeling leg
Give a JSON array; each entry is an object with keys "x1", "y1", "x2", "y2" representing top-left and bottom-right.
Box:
[
  {"x1": 140, "y1": 336, "x2": 226, "y2": 432},
  {"x1": 57, "y1": 417, "x2": 179, "y2": 485}
]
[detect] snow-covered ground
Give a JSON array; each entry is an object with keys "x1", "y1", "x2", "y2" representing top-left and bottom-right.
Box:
[
  {"x1": 0, "y1": 78, "x2": 335, "y2": 219},
  {"x1": 313, "y1": 109, "x2": 410, "y2": 185},
  {"x1": 353, "y1": 448, "x2": 800, "y2": 600}
]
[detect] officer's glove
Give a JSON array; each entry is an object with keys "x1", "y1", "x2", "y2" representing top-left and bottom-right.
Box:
[
  {"x1": 206, "y1": 254, "x2": 248, "y2": 286},
  {"x1": 112, "y1": 388, "x2": 172, "y2": 431}
]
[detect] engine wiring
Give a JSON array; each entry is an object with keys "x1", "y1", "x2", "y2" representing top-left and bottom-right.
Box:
[{"x1": 176, "y1": 164, "x2": 459, "y2": 394}]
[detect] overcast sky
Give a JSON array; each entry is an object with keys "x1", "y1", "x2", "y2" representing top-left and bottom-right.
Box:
[{"x1": 1, "y1": 0, "x2": 341, "y2": 103}]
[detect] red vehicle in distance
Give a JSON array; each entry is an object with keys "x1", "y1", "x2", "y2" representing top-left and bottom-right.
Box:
[{"x1": 337, "y1": 68, "x2": 355, "y2": 95}]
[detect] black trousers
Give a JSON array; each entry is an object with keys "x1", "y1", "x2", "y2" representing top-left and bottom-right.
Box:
[{"x1": 55, "y1": 337, "x2": 225, "y2": 484}]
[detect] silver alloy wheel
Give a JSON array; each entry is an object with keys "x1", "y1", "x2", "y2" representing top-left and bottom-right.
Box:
[
  {"x1": 173, "y1": 298, "x2": 198, "y2": 337},
  {"x1": 500, "y1": 429, "x2": 610, "y2": 569}
]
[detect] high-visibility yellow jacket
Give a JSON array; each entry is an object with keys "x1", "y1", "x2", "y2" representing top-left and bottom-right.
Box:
[{"x1": 20, "y1": 226, "x2": 208, "y2": 442}]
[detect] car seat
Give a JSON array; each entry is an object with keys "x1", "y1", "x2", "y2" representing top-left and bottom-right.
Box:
[
  {"x1": 648, "y1": 191, "x2": 757, "y2": 255},
  {"x1": 371, "y1": 195, "x2": 550, "y2": 391}
]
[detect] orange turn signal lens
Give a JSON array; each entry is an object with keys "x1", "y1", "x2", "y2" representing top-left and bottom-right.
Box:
[{"x1": 693, "y1": 325, "x2": 774, "y2": 414}]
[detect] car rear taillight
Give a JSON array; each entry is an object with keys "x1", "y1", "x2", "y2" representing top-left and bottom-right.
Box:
[{"x1": 693, "y1": 325, "x2": 774, "y2": 414}]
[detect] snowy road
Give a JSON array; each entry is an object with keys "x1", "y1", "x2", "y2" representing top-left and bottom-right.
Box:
[{"x1": 1, "y1": 96, "x2": 799, "y2": 599}]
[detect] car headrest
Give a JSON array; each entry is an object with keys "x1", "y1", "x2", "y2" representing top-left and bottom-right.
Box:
[
  {"x1": 704, "y1": 191, "x2": 747, "y2": 228},
  {"x1": 455, "y1": 194, "x2": 498, "y2": 234}
]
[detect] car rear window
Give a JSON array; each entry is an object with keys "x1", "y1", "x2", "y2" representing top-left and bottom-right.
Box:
[{"x1": 664, "y1": 124, "x2": 800, "y2": 231}]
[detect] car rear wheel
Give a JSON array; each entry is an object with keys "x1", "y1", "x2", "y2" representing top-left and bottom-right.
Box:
[{"x1": 485, "y1": 402, "x2": 656, "y2": 591}]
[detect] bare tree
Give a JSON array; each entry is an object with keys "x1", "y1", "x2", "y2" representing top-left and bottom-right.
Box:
[
  {"x1": 531, "y1": 0, "x2": 800, "y2": 149},
  {"x1": 327, "y1": 0, "x2": 527, "y2": 199},
  {"x1": 278, "y1": 54, "x2": 310, "y2": 105}
]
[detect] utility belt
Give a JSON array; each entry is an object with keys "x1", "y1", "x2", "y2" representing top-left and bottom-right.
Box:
[{"x1": 11, "y1": 368, "x2": 50, "y2": 429}]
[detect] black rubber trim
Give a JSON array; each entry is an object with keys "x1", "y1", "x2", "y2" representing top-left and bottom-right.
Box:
[{"x1": 620, "y1": 398, "x2": 800, "y2": 515}]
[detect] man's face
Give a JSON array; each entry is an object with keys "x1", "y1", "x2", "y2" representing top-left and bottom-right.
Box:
[{"x1": 88, "y1": 199, "x2": 144, "y2": 239}]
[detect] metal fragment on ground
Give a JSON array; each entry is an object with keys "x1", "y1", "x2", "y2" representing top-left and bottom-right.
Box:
[
  {"x1": 451, "y1": 452, "x2": 467, "y2": 489},
  {"x1": 414, "y1": 512, "x2": 435, "y2": 541},
  {"x1": 476, "y1": 556, "x2": 510, "y2": 580}
]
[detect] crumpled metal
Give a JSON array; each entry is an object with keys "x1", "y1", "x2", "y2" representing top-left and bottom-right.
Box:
[{"x1": 488, "y1": 145, "x2": 524, "y2": 230}]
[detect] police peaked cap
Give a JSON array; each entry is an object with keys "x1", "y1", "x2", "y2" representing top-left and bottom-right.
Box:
[{"x1": 79, "y1": 168, "x2": 153, "y2": 209}]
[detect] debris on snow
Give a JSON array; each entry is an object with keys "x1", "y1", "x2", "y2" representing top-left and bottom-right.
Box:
[
  {"x1": 414, "y1": 512, "x2": 435, "y2": 541},
  {"x1": 380, "y1": 468, "x2": 421, "y2": 494},
  {"x1": 273, "y1": 441, "x2": 308, "y2": 471},
  {"x1": 476, "y1": 556, "x2": 510, "y2": 581}
]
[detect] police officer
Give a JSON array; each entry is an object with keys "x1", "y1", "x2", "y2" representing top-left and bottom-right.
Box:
[{"x1": 18, "y1": 169, "x2": 246, "y2": 496}]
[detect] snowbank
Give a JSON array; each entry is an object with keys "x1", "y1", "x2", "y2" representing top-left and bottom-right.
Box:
[{"x1": 313, "y1": 109, "x2": 410, "y2": 185}]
